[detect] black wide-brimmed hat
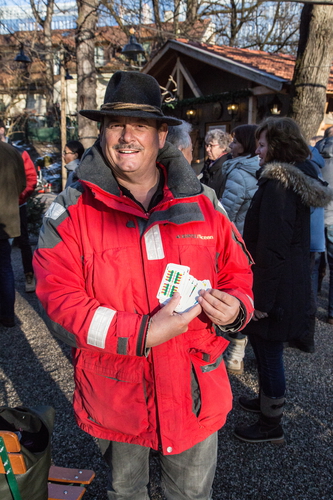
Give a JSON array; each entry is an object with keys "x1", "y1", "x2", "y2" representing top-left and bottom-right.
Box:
[{"x1": 79, "y1": 71, "x2": 182, "y2": 126}]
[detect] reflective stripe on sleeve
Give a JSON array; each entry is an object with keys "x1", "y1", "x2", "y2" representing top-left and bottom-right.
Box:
[
  {"x1": 246, "y1": 294, "x2": 254, "y2": 308},
  {"x1": 87, "y1": 307, "x2": 116, "y2": 348}
]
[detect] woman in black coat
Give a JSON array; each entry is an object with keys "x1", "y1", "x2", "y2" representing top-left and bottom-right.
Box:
[{"x1": 234, "y1": 118, "x2": 332, "y2": 444}]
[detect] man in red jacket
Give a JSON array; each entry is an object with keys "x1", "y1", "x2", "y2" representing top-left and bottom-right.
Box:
[
  {"x1": 15, "y1": 150, "x2": 37, "y2": 292},
  {"x1": 34, "y1": 72, "x2": 253, "y2": 499}
]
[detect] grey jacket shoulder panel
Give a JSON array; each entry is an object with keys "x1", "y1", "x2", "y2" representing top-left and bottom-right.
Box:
[
  {"x1": 200, "y1": 183, "x2": 229, "y2": 218},
  {"x1": 38, "y1": 183, "x2": 85, "y2": 250},
  {"x1": 260, "y1": 162, "x2": 333, "y2": 208}
]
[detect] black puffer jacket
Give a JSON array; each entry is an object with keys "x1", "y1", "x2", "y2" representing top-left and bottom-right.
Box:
[
  {"x1": 243, "y1": 159, "x2": 332, "y2": 341},
  {"x1": 200, "y1": 154, "x2": 229, "y2": 199}
]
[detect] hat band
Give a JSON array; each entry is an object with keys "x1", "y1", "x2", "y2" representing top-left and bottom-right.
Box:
[{"x1": 100, "y1": 102, "x2": 164, "y2": 117}]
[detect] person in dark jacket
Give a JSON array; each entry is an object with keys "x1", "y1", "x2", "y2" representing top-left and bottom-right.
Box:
[
  {"x1": 200, "y1": 129, "x2": 231, "y2": 199},
  {"x1": 0, "y1": 141, "x2": 26, "y2": 327},
  {"x1": 234, "y1": 117, "x2": 332, "y2": 444},
  {"x1": 315, "y1": 126, "x2": 333, "y2": 323},
  {"x1": 0, "y1": 120, "x2": 37, "y2": 292}
]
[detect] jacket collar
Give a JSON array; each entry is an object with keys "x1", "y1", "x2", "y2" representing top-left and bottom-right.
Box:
[{"x1": 76, "y1": 139, "x2": 203, "y2": 199}]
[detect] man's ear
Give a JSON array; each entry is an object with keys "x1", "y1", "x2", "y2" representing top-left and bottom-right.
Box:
[
  {"x1": 99, "y1": 120, "x2": 104, "y2": 139},
  {"x1": 158, "y1": 123, "x2": 168, "y2": 149}
]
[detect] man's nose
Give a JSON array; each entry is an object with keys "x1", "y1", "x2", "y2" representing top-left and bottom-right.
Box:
[{"x1": 120, "y1": 125, "x2": 134, "y2": 142}]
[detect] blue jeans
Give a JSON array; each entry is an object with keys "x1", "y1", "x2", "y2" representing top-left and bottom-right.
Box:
[
  {"x1": 98, "y1": 433, "x2": 217, "y2": 500},
  {"x1": 0, "y1": 239, "x2": 15, "y2": 319},
  {"x1": 248, "y1": 334, "x2": 285, "y2": 399},
  {"x1": 325, "y1": 225, "x2": 333, "y2": 317}
]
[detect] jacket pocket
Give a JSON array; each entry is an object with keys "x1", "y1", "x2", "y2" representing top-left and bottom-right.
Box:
[
  {"x1": 74, "y1": 353, "x2": 149, "y2": 436},
  {"x1": 189, "y1": 350, "x2": 232, "y2": 428}
]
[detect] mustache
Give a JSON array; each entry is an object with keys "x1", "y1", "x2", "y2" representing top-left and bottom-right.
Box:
[{"x1": 113, "y1": 144, "x2": 144, "y2": 151}]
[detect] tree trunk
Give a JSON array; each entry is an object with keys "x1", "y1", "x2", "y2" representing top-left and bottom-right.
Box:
[
  {"x1": 44, "y1": 20, "x2": 54, "y2": 113},
  {"x1": 289, "y1": 4, "x2": 333, "y2": 142},
  {"x1": 76, "y1": 0, "x2": 98, "y2": 149},
  {"x1": 30, "y1": 0, "x2": 54, "y2": 112}
]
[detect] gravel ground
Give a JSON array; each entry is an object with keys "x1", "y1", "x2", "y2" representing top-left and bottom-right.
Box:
[{"x1": 1, "y1": 245, "x2": 332, "y2": 500}]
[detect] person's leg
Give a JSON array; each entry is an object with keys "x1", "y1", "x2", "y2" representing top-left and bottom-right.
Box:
[
  {"x1": 325, "y1": 225, "x2": 333, "y2": 322},
  {"x1": 98, "y1": 440, "x2": 150, "y2": 500},
  {"x1": 234, "y1": 335, "x2": 285, "y2": 443},
  {"x1": 318, "y1": 251, "x2": 326, "y2": 293},
  {"x1": 223, "y1": 331, "x2": 248, "y2": 375},
  {"x1": 160, "y1": 433, "x2": 217, "y2": 500},
  {"x1": 14, "y1": 205, "x2": 35, "y2": 292},
  {"x1": 0, "y1": 239, "x2": 15, "y2": 326},
  {"x1": 310, "y1": 251, "x2": 320, "y2": 311},
  {"x1": 248, "y1": 334, "x2": 285, "y2": 398},
  {"x1": 16, "y1": 205, "x2": 34, "y2": 274}
]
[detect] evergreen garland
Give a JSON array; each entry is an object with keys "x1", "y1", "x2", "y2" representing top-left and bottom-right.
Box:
[{"x1": 162, "y1": 89, "x2": 252, "y2": 110}]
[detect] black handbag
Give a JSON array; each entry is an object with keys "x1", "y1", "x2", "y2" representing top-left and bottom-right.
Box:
[{"x1": 0, "y1": 405, "x2": 55, "y2": 500}]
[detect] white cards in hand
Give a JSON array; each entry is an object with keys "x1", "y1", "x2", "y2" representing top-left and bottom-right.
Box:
[{"x1": 156, "y1": 263, "x2": 211, "y2": 313}]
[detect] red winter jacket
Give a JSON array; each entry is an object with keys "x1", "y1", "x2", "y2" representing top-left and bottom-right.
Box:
[
  {"x1": 19, "y1": 150, "x2": 37, "y2": 206},
  {"x1": 33, "y1": 142, "x2": 253, "y2": 455}
]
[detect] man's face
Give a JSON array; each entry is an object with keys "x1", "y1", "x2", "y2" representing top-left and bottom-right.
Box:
[
  {"x1": 0, "y1": 127, "x2": 6, "y2": 141},
  {"x1": 100, "y1": 116, "x2": 168, "y2": 178}
]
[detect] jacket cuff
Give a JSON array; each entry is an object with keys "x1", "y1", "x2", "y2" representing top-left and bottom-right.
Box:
[
  {"x1": 136, "y1": 315, "x2": 150, "y2": 356},
  {"x1": 216, "y1": 302, "x2": 247, "y2": 333}
]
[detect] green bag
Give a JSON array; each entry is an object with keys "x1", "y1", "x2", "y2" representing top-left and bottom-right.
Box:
[{"x1": 0, "y1": 406, "x2": 55, "y2": 500}]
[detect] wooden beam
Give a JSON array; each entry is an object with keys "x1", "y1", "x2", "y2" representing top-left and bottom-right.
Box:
[
  {"x1": 178, "y1": 60, "x2": 203, "y2": 97},
  {"x1": 252, "y1": 86, "x2": 275, "y2": 95},
  {"x1": 247, "y1": 96, "x2": 257, "y2": 124},
  {"x1": 176, "y1": 58, "x2": 183, "y2": 100}
]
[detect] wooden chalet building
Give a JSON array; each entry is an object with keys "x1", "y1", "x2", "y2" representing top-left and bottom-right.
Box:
[{"x1": 142, "y1": 39, "x2": 333, "y2": 162}]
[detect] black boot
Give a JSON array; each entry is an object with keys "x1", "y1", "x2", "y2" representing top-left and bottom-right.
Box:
[
  {"x1": 238, "y1": 396, "x2": 260, "y2": 413},
  {"x1": 234, "y1": 394, "x2": 285, "y2": 444}
]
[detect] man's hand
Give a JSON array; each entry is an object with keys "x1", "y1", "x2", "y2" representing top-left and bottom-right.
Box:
[
  {"x1": 198, "y1": 289, "x2": 240, "y2": 326},
  {"x1": 146, "y1": 293, "x2": 202, "y2": 348}
]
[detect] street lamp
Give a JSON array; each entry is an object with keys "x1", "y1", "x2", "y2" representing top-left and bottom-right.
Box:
[
  {"x1": 14, "y1": 44, "x2": 32, "y2": 64},
  {"x1": 227, "y1": 102, "x2": 239, "y2": 117},
  {"x1": 122, "y1": 28, "x2": 145, "y2": 64}
]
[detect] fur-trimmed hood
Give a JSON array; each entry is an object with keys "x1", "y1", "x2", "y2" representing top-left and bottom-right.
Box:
[{"x1": 259, "y1": 160, "x2": 333, "y2": 208}]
